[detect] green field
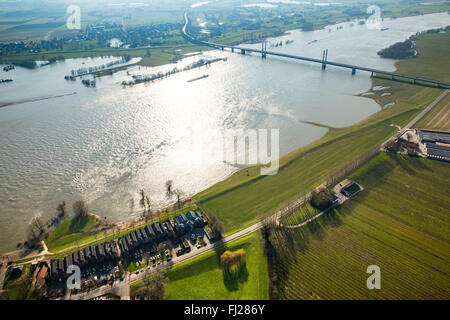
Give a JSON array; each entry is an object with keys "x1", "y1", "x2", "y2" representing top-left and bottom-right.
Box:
[
  {"x1": 130, "y1": 232, "x2": 268, "y2": 300},
  {"x1": 269, "y1": 153, "x2": 449, "y2": 299},
  {"x1": 194, "y1": 29, "x2": 450, "y2": 235}
]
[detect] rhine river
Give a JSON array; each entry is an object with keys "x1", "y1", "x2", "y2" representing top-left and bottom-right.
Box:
[{"x1": 0, "y1": 12, "x2": 448, "y2": 253}]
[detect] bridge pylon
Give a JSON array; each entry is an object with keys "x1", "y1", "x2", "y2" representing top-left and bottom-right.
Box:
[
  {"x1": 322, "y1": 49, "x2": 328, "y2": 70},
  {"x1": 262, "y1": 40, "x2": 267, "y2": 59}
]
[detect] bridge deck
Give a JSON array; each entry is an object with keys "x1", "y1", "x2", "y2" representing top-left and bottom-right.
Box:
[{"x1": 182, "y1": 12, "x2": 450, "y2": 88}]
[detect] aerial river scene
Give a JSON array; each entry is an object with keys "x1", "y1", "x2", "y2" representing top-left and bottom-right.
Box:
[
  {"x1": 0, "y1": 0, "x2": 449, "y2": 304},
  {"x1": 0, "y1": 11, "x2": 449, "y2": 254}
]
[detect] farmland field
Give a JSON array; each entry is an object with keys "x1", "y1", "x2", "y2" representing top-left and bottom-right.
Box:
[
  {"x1": 415, "y1": 93, "x2": 450, "y2": 131},
  {"x1": 269, "y1": 153, "x2": 450, "y2": 300},
  {"x1": 156, "y1": 232, "x2": 268, "y2": 300},
  {"x1": 195, "y1": 30, "x2": 450, "y2": 235},
  {"x1": 280, "y1": 203, "x2": 320, "y2": 227}
]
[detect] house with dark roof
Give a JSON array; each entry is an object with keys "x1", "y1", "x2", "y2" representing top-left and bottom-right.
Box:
[
  {"x1": 120, "y1": 240, "x2": 129, "y2": 256},
  {"x1": 186, "y1": 220, "x2": 195, "y2": 232},
  {"x1": 179, "y1": 213, "x2": 188, "y2": 223},
  {"x1": 134, "y1": 230, "x2": 142, "y2": 243},
  {"x1": 138, "y1": 228, "x2": 149, "y2": 243},
  {"x1": 173, "y1": 218, "x2": 186, "y2": 235},
  {"x1": 194, "y1": 211, "x2": 202, "y2": 218},
  {"x1": 104, "y1": 243, "x2": 112, "y2": 258},
  {"x1": 341, "y1": 183, "x2": 361, "y2": 198},
  {"x1": 90, "y1": 245, "x2": 98, "y2": 262},
  {"x1": 152, "y1": 223, "x2": 162, "y2": 239},
  {"x1": 97, "y1": 244, "x2": 106, "y2": 260},
  {"x1": 130, "y1": 231, "x2": 138, "y2": 245},
  {"x1": 50, "y1": 260, "x2": 58, "y2": 280},
  {"x1": 57, "y1": 259, "x2": 65, "y2": 274},
  {"x1": 110, "y1": 243, "x2": 118, "y2": 258},
  {"x1": 72, "y1": 251, "x2": 80, "y2": 266},
  {"x1": 144, "y1": 225, "x2": 156, "y2": 240},
  {"x1": 156, "y1": 222, "x2": 167, "y2": 239},
  {"x1": 83, "y1": 247, "x2": 92, "y2": 263},
  {"x1": 64, "y1": 255, "x2": 73, "y2": 269},
  {"x1": 163, "y1": 221, "x2": 174, "y2": 238},
  {"x1": 125, "y1": 234, "x2": 134, "y2": 249},
  {"x1": 78, "y1": 250, "x2": 86, "y2": 266},
  {"x1": 186, "y1": 211, "x2": 196, "y2": 220},
  {"x1": 193, "y1": 216, "x2": 205, "y2": 228}
]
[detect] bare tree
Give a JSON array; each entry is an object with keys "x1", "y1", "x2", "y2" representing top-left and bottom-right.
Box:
[
  {"x1": 212, "y1": 220, "x2": 224, "y2": 239},
  {"x1": 140, "y1": 189, "x2": 146, "y2": 209},
  {"x1": 165, "y1": 180, "x2": 173, "y2": 196},
  {"x1": 56, "y1": 201, "x2": 67, "y2": 219},
  {"x1": 145, "y1": 196, "x2": 151, "y2": 214},
  {"x1": 72, "y1": 200, "x2": 89, "y2": 217},
  {"x1": 27, "y1": 216, "x2": 46, "y2": 245},
  {"x1": 173, "y1": 189, "x2": 184, "y2": 209},
  {"x1": 157, "y1": 242, "x2": 167, "y2": 253},
  {"x1": 135, "y1": 271, "x2": 168, "y2": 300}
]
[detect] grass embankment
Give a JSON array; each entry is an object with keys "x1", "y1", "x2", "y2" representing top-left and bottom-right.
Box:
[
  {"x1": 130, "y1": 232, "x2": 268, "y2": 300},
  {"x1": 194, "y1": 29, "x2": 450, "y2": 236},
  {"x1": 415, "y1": 93, "x2": 450, "y2": 131},
  {"x1": 45, "y1": 214, "x2": 99, "y2": 253},
  {"x1": 270, "y1": 153, "x2": 449, "y2": 299}
]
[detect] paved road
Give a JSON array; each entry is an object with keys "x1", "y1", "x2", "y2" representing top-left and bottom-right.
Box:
[{"x1": 65, "y1": 89, "x2": 449, "y2": 300}]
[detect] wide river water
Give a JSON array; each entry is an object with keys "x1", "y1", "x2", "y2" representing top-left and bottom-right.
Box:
[{"x1": 0, "y1": 12, "x2": 449, "y2": 254}]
